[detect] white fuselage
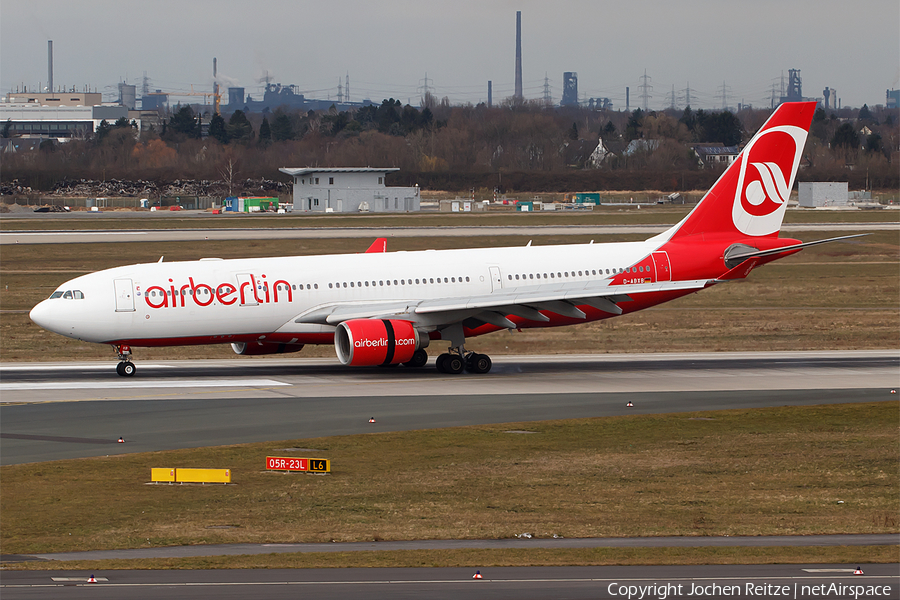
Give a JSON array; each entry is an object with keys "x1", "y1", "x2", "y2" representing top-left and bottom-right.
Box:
[{"x1": 31, "y1": 236, "x2": 669, "y2": 347}]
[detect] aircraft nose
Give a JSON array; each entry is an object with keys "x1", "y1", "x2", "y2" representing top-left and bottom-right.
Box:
[{"x1": 29, "y1": 300, "x2": 59, "y2": 333}]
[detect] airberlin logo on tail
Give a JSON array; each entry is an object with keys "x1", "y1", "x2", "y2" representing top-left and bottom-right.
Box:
[{"x1": 732, "y1": 125, "x2": 807, "y2": 236}]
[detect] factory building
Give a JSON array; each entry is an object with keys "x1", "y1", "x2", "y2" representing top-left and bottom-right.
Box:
[{"x1": 279, "y1": 167, "x2": 419, "y2": 213}]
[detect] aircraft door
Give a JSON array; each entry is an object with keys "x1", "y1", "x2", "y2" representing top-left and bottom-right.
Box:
[
  {"x1": 114, "y1": 278, "x2": 135, "y2": 312},
  {"x1": 652, "y1": 251, "x2": 671, "y2": 281},
  {"x1": 489, "y1": 266, "x2": 502, "y2": 292},
  {"x1": 236, "y1": 274, "x2": 259, "y2": 306}
]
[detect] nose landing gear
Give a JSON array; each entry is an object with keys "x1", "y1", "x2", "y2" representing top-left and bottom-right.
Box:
[{"x1": 114, "y1": 344, "x2": 136, "y2": 377}]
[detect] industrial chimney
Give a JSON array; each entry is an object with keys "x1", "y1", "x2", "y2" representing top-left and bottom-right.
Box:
[
  {"x1": 514, "y1": 11, "x2": 523, "y2": 101},
  {"x1": 48, "y1": 40, "x2": 53, "y2": 94}
]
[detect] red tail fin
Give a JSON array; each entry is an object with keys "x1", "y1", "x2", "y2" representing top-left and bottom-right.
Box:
[
  {"x1": 670, "y1": 102, "x2": 816, "y2": 241},
  {"x1": 365, "y1": 238, "x2": 387, "y2": 253}
]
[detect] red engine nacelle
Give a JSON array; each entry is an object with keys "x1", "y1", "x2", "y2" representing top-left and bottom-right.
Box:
[
  {"x1": 335, "y1": 319, "x2": 421, "y2": 366},
  {"x1": 231, "y1": 342, "x2": 304, "y2": 356}
]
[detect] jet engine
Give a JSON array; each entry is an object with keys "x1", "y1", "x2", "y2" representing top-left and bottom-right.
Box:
[
  {"x1": 335, "y1": 319, "x2": 425, "y2": 366},
  {"x1": 231, "y1": 342, "x2": 304, "y2": 356}
]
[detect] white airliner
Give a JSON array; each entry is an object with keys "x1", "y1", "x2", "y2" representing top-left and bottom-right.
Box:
[{"x1": 30, "y1": 102, "x2": 858, "y2": 376}]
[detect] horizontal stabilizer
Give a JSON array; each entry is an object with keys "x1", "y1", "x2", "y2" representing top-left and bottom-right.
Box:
[{"x1": 725, "y1": 234, "x2": 869, "y2": 264}]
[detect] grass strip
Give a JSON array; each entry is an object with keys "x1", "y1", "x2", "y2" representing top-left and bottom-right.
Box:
[
  {"x1": 4, "y1": 546, "x2": 898, "y2": 571},
  {"x1": 1, "y1": 205, "x2": 897, "y2": 231},
  {"x1": 2, "y1": 403, "x2": 897, "y2": 556}
]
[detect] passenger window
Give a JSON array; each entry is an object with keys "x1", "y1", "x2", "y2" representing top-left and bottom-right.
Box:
[
  {"x1": 394, "y1": 280, "x2": 398, "y2": 285},
  {"x1": 550, "y1": 273, "x2": 555, "y2": 278},
  {"x1": 529, "y1": 274, "x2": 534, "y2": 279},
  {"x1": 466, "y1": 277, "x2": 470, "y2": 282},
  {"x1": 350, "y1": 282, "x2": 355, "y2": 287},
  {"x1": 329, "y1": 283, "x2": 333, "y2": 288},
  {"x1": 429, "y1": 278, "x2": 434, "y2": 284},
  {"x1": 508, "y1": 275, "x2": 512, "y2": 280}
]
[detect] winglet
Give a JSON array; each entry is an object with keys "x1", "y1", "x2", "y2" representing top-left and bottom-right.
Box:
[{"x1": 365, "y1": 238, "x2": 387, "y2": 253}]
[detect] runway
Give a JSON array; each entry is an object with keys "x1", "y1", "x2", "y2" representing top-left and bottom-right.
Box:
[
  {"x1": 0, "y1": 222, "x2": 895, "y2": 244},
  {"x1": 1, "y1": 351, "x2": 896, "y2": 465},
  {"x1": 2, "y1": 565, "x2": 898, "y2": 600}
]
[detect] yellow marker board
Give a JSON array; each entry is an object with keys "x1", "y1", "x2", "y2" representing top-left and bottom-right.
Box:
[
  {"x1": 151, "y1": 468, "x2": 176, "y2": 483},
  {"x1": 175, "y1": 468, "x2": 231, "y2": 483}
]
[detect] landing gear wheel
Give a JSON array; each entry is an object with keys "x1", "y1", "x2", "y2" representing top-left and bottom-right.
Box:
[
  {"x1": 404, "y1": 349, "x2": 429, "y2": 368},
  {"x1": 117, "y1": 361, "x2": 136, "y2": 377},
  {"x1": 436, "y1": 353, "x2": 450, "y2": 373},
  {"x1": 444, "y1": 354, "x2": 465, "y2": 374},
  {"x1": 466, "y1": 353, "x2": 492, "y2": 374}
]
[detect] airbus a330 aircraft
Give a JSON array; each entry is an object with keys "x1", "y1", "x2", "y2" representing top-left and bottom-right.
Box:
[{"x1": 30, "y1": 101, "x2": 858, "y2": 376}]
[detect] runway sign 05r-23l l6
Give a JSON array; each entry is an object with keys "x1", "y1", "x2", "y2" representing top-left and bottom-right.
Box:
[{"x1": 266, "y1": 456, "x2": 331, "y2": 473}]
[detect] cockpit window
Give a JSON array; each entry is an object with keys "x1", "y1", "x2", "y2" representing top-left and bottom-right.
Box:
[{"x1": 49, "y1": 290, "x2": 84, "y2": 299}]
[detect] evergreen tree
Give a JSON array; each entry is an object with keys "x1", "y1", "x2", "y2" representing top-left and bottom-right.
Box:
[
  {"x1": 271, "y1": 113, "x2": 294, "y2": 141},
  {"x1": 831, "y1": 123, "x2": 859, "y2": 149},
  {"x1": 226, "y1": 110, "x2": 253, "y2": 144},
  {"x1": 94, "y1": 119, "x2": 111, "y2": 143},
  {"x1": 568, "y1": 122, "x2": 579, "y2": 140},
  {"x1": 258, "y1": 116, "x2": 272, "y2": 146},
  {"x1": 168, "y1": 105, "x2": 200, "y2": 138},
  {"x1": 208, "y1": 113, "x2": 228, "y2": 144}
]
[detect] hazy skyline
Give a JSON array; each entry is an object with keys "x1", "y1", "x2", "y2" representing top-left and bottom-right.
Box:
[{"x1": 2, "y1": 0, "x2": 898, "y2": 111}]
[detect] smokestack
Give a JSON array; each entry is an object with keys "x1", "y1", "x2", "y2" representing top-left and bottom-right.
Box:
[
  {"x1": 48, "y1": 40, "x2": 53, "y2": 94},
  {"x1": 515, "y1": 11, "x2": 522, "y2": 100},
  {"x1": 626, "y1": 86, "x2": 630, "y2": 111},
  {"x1": 488, "y1": 81, "x2": 492, "y2": 108},
  {"x1": 213, "y1": 58, "x2": 219, "y2": 114}
]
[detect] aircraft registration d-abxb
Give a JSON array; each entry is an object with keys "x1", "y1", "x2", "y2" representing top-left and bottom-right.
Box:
[{"x1": 30, "y1": 102, "x2": 860, "y2": 376}]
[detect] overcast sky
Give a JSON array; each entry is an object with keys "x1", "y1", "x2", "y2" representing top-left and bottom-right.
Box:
[{"x1": 2, "y1": 0, "x2": 898, "y2": 110}]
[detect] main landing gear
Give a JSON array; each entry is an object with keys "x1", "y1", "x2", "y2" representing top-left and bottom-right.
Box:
[
  {"x1": 114, "y1": 344, "x2": 136, "y2": 377},
  {"x1": 436, "y1": 348, "x2": 492, "y2": 374}
]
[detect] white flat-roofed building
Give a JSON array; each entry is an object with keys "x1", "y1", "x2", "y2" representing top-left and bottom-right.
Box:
[
  {"x1": 798, "y1": 182, "x2": 849, "y2": 207},
  {"x1": 0, "y1": 102, "x2": 133, "y2": 139},
  {"x1": 279, "y1": 167, "x2": 419, "y2": 213}
]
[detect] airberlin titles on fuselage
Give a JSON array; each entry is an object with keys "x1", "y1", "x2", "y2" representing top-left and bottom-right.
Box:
[{"x1": 142, "y1": 274, "x2": 292, "y2": 309}]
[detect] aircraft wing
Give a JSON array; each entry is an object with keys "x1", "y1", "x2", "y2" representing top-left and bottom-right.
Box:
[{"x1": 292, "y1": 279, "x2": 711, "y2": 329}]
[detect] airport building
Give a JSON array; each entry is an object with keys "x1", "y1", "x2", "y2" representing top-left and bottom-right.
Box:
[{"x1": 279, "y1": 167, "x2": 419, "y2": 213}]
